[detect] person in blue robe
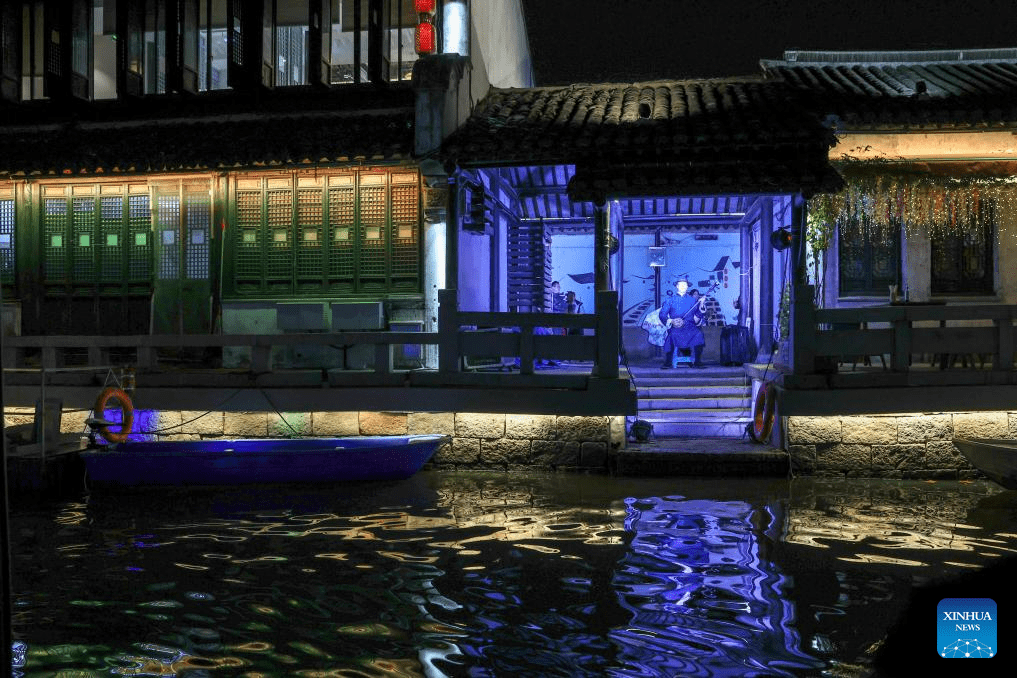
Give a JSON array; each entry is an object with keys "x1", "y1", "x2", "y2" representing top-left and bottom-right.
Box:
[{"x1": 658, "y1": 279, "x2": 706, "y2": 368}]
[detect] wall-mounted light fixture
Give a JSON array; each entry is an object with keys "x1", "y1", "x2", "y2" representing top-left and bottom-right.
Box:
[{"x1": 770, "y1": 227, "x2": 792, "y2": 251}]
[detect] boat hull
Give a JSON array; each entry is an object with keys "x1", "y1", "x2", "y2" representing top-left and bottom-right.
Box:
[
  {"x1": 953, "y1": 437, "x2": 1017, "y2": 490},
  {"x1": 81, "y1": 435, "x2": 450, "y2": 489}
]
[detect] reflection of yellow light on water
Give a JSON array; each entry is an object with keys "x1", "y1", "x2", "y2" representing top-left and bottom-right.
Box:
[
  {"x1": 315, "y1": 552, "x2": 348, "y2": 560},
  {"x1": 358, "y1": 657, "x2": 421, "y2": 678},
  {"x1": 838, "y1": 554, "x2": 928, "y2": 567},
  {"x1": 251, "y1": 604, "x2": 280, "y2": 616},
  {"x1": 337, "y1": 622, "x2": 402, "y2": 637},
  {"x1": 418, "y1": 621, "x2": 468, "y2": 636},
  {"x1": 378, "y1": 550, "x2": 439, "y2": 564},
  {"x1": 519, "y1": 543, "x2": 559, "y2": 554},
  {"x1": 287, "y1": 641, "x2": 333, "y2": 659},
  {"x1": 174, "y1": 562, "x2": 209, "y2": 571},
  {"x1": 231, "y1": 641, "x2": 273, "y2": 653}
]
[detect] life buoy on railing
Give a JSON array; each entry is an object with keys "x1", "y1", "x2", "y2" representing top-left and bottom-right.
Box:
[
  {"x1": 93, "y1": 386, "x2": 134, "y2": 444},
  {"x1": 750, "y1": 382, "x2": 776, "y2": 443}
]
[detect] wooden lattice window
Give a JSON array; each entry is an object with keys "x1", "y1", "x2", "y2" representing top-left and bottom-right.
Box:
[
  {"x1": 931, "y1": 202, "x2": 994, "y2": 295},
  {"x1": 838, "y1": 217, "x2": 900, "y2": 297},
  {"x1": 227, "y1": 169, "x2": 420, "y2": 297}
]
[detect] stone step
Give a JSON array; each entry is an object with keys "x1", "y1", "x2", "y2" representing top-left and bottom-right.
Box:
[
  {"x1": 628, "y1": 365, "x2": 746, "y2": 377},
  {"x1": 639, "y1": 396, "x2": 750, "y2": 410},
  {"x1": 613, "y1": 438, "x2": 787, "y2": 476},
  {"x1": 638, "y1": 406, "x2": 751, "y2": 418},
  {"x1": 640, "y1": 418, "x2": 753, "y2": 438},
  {"x1": 632, "y1": 376, "x2": 749, "y2": 388},
  {"x1": 637, "y1": 385, "x2": 750, "y2": 398}
]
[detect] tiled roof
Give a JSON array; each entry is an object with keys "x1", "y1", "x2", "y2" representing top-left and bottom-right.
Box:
[
  {"x1": 760, "y1": 49, "x2": 1017, "y2": 130},
  {"x1": 441, "y1": 79, "x2": 843, "y2": 200},
  {"x1": 0, "y1": 87, "x2": 415, "y2": 176}
]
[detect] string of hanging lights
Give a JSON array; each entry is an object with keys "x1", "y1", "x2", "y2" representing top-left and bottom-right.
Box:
[{"x1": 808, "y1": 159, "x2": 1017, "y2": 244}]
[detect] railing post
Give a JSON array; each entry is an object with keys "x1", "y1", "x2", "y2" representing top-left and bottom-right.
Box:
[
  {"x1": 438, "y1": 288, "x2": 460, "y2": 373},
  {"x1": 791, "y1": 284, "x2": 815, "y2": 375},
  {"x1": 375, "y1": 342, "x2": 393, "y2": 374},
  {"x1": 137, "y1": 345, "x2": 157, "y2": 370},
  {"x1": 594, "y1": 290, "x2": 619, "y2": 378},
  {"x1": 41, "y1": 346, "x2": 57, "y2": 370},
  {"x1": 994, "y1": 315, "x2": 1014, "y2": 371},
  {"x1": 251, "y1": 340, "x2": 272, "y2": 373},
  {"x1": 519, "y1": 325, "x2": 535, "y2": 375},
  {"x1": 892, "y1": 316, "x2": 912, "y2": 372}
]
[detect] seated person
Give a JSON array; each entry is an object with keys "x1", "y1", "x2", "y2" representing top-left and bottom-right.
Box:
[{"x1": 658, "y1": 278, "x2": 706, "y2": 369}]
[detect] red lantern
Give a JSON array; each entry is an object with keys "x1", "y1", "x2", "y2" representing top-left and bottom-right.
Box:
[
  {"x1": 415, "y1": 20, "x2": 436, "y2": 54},
  {"x1": 415, "y1": 0, "x2": 437, "y2": 54}
]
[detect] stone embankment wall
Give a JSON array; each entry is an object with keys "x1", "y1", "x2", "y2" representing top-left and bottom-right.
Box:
[
  {"x1": 786, "y1": 412, "x2": 1016, "y2": 478},
  {"x1": 4, "y1": 407, "x2": 627, "y2": 472}
]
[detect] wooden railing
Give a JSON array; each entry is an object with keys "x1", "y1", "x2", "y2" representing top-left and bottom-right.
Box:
[
  {"x1": 2, "y1": 290, "x2": 622, "y2": 383},
  {"x1": 437, "y1": 289, "x2": 620, "y2": 378},
  {"x1": 788, "y1": 286, "x2": 1017, "y2": 384}
]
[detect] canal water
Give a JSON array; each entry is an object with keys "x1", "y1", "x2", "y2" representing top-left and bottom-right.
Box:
[{"x1": 9, "y1": 472, "x2": 1017, "y2": 677}]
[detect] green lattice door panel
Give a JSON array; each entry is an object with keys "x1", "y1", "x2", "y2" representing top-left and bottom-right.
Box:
[
  {"x1": 390, "y1": 173, "x2": 420, "y2": 292},
  {"x1": 152, "y1": 183, "x2": 212, "y2": 334},
  {"x1": 0, "y1": 196, "x2": 14, "y2": 287},
  {"x1": 296, "y1": 177, "x2": 325, "y2": 293},
  {"x1": 40, "y1": 184, "x2": 153, "y2": 295},
  {"x1": 35, "y1": 183, "x2": 154, "y2": 334},
  {"x1": 357, "y1": 174, "x2": 388, "y2": 293},
  {"x1": 225, "y1": 170, "x2": 421, "y2": 298},
  {"x1": 327, "y1": 174, "x2": 356, "y2": 293}
]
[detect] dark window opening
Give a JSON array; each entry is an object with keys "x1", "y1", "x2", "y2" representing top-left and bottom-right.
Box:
[
  {"x1": 931, "y1": 201, "x2": 995, "y2": 295},
  {"x1": 838, "y1": 217, "x2": 900, "y2": 297}
]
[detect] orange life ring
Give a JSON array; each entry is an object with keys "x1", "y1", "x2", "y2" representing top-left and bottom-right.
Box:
[
  {"x1": 750, "y1": 382, "x2": 776, "y2": 443},
  {"x1": 93, "y1": 386, "x2": 134, "y2": 444}
]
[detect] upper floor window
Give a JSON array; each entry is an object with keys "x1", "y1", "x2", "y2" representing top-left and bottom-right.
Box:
[{"x1": 5, "y1": 0, "x2": 428, "y2": 103}]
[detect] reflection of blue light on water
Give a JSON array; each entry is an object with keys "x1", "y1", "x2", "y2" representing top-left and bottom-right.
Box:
[
  {"x1": 12, "y1": 641, "x2": 27, "y2": 677},
  {"x1": 611, "y1": 496, "x2": 822, "y2": 677}
]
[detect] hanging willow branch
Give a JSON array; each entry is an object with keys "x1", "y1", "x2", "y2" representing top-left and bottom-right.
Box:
[{"x1": 808, "y1": 157, "x2": 1017, "y2": 242}]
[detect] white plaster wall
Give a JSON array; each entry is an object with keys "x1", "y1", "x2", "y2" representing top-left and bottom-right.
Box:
[
  {"x1": 549, "y1": 233, "x2": 594, "y2": 314},
  {"x1": 752, "y1": 217, "x2": 762, "y2": 348},
  {"x1": 423, "y1": 220, "x2": 447, "y2": 368},
  {"x1": 469, "y1": 0, "x2": 534, "y2": 106},
  {"x1": 458, "y1": 229, "x2": 491, "y2": 311},
  {"x1": 997, "y1": 208, "x2": 1017, "y2": 303},
  {"x1": 621, "y1": 232, "x2": 657, "y2": 325}
]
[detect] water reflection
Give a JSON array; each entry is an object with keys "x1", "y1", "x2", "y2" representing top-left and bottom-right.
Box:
[
  {"x1": 10, "y1": 474, "x2": 1017, "y2": 677},
  {"x1": 612, "y1": 496, "x2": 820, "y2": 677}
]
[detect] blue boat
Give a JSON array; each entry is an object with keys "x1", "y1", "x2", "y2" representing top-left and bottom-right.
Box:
[{"x1": 80, "y1": 435, "x2": 450, "y2": 489}]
